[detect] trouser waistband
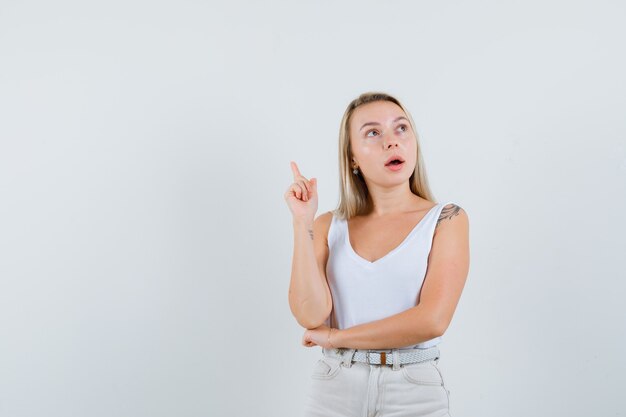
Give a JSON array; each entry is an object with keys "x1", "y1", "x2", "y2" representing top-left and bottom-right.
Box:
[{"x1": 322, "y1": 346, "x2": 440, "y2": 371}]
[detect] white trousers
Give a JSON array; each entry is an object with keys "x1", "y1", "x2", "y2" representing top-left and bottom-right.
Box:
[{"x1": 303, "y1": 348, "x2": 452, "y2": 417}]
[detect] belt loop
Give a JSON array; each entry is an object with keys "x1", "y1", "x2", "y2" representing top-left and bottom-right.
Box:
[
  {"x1": 392, "y1": 349, "x2": 400, "y2": 370},
  {"x1": 340, "y1": 348, "x2": 355, "y2": 368}
]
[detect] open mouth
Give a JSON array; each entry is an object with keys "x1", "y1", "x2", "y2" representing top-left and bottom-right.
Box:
[{"x1": 385, "y1": 159, "x2": 404, "y2": 166}]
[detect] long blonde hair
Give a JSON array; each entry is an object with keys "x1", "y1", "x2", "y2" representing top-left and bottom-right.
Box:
[{"x1": 333, "y1": 92, "x2": 436, "y2": 220}]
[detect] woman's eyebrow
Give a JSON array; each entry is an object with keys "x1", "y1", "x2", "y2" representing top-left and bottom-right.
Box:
[{"x1": 359, "y1": 116, "x2": 409, "y2": 131}]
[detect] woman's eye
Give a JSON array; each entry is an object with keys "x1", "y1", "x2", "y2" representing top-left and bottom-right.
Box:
[
  {"x1": 366, "y1": 130, "x2": 379, "y2": 137},
  {"x1": 398, "y1": 124, "x2": 408, "y2": 132}
]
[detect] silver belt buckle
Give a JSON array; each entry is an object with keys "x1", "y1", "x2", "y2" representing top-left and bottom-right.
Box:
[{"x1": 366, "y1": 350, "x2": 391, "y2": 365}]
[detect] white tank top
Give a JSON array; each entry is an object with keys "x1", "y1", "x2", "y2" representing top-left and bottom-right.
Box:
[{"x1": 324, "y1": 201, "x2": 455, "y2": 349}]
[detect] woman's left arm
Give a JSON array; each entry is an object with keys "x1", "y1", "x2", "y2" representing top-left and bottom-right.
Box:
[{"x1": 303, "y1": 205, "x2": 470, "y2": 350}]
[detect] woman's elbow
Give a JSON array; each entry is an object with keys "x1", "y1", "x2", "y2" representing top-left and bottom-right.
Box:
[{"x1": 295, "y1": 300, "x2": 332, "y2": 329}]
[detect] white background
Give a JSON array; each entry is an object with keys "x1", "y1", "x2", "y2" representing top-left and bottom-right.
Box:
[{"x1": 1, "y1": 1, "x2": 625, "y2": 416}]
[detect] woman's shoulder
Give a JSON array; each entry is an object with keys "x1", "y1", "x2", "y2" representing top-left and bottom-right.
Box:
[
  {"x1": 313, "y1": 211, "x2": 337, "y2": 244},
  {"x1": 438, "y1": 201, "x2": 467, "y2": 217},
  {"x1": 314, "y1": 210, "x2": 336, "y2": 224},
  {"x1": 435, "y1": 201, "x2": 469, "y2": 230}
]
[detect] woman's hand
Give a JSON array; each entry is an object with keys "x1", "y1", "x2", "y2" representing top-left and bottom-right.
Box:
[
  {"x1": 284, "y1": 161, "x2": 318, "y2": 224},
  {"x1": 302, "y1": 324, "x2": 337, "y2": 348}
]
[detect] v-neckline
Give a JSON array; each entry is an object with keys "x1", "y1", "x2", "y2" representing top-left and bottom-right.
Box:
[{"x1": 344, "y1": 203, "x2": 440, "y2": 267}]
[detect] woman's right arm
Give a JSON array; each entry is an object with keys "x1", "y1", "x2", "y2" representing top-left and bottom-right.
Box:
[
  {"x1": 284, "y1": 161, "x2": 332, "y2": 329},
  {"x1": 288, "y1": 213, "x2": 333, "y2": 329}
]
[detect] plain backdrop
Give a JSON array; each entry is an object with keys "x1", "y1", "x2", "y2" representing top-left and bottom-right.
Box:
[{"x1": 1, "y1": 1, "x2": 625, "y2": 416}]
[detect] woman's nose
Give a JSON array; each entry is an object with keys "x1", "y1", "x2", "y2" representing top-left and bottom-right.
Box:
[{"x1": 382, "y1": 132, "x2": 399, "y2": 147}]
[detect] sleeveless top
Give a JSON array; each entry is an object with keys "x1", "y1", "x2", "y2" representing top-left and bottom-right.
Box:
[{"x1": 323, "y1": 201, "x2": 455, "y2": 349}]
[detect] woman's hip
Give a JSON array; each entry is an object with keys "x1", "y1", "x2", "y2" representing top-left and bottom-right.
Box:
[{"x1": 303, "y1": 347, "x2": 451, "y2": 417}]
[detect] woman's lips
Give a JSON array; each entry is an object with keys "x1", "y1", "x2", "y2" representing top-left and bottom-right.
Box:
[{"x1": 385, "y1": 161, "x2": 405, "y2": 171}]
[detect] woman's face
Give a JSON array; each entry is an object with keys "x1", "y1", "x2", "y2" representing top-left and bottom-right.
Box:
[{"x1": 349, "y1": 100, "x2": 417, "y2": 186}]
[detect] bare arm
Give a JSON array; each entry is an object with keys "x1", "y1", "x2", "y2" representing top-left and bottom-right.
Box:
[
  {"x1": 330, "y1": 204, "x2": 470, "y2": 349},
  {"x1": 285, "y1": 162, "x2": 333, "y2": 329},
  {"x1": 288, "y1": 213, "x2": 333, "y2": 329}
]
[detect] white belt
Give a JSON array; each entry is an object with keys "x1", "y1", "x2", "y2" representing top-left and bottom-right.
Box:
[{"x1": 323, "y1": 346, "x2": 439, "y2": 366}]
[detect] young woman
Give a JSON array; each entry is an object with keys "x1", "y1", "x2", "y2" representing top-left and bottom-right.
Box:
[{"x1": 285, "y1": 92, "x2": 469, "y2": 417}]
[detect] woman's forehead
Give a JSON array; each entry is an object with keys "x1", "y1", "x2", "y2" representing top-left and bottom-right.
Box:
[
  {"x1": 351, "y1": 101, "x2": 407, "y2": 128},
  {"x1": 350, "y1": 101, "x2": 408, "y2": 130}
]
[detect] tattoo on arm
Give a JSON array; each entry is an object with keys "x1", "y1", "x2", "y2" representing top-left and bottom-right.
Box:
[
  {"x1": 308, "y1": 228, "x2": 314, "y2": 240},
  {"x1": 436, "y1": 204, "x2": 462, "y2": 227}
]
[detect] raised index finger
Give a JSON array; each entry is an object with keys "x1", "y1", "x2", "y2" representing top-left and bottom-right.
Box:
[{"x1": 290, "y1": 161, "x2": 304, "y2": 180}]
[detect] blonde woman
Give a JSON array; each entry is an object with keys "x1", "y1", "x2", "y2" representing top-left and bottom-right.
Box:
[{"x1": 285, "y1": 92, "x2": 469, "y2": 417}]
